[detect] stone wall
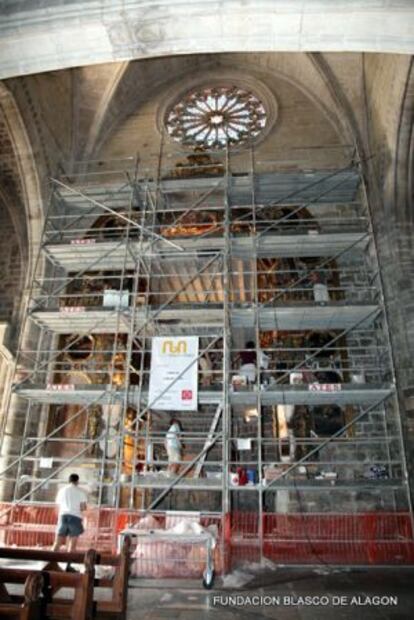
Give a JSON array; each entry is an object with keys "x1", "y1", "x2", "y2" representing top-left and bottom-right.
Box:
[
  {"x1": 359, "y1": 54, "x2": 414, "y2": 506},
  {"x1": 0, "y1": 205, "x2": 23, "y2": 328}
]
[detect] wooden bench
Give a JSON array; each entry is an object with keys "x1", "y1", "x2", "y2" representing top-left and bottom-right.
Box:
[
  {"x1": 0, "y1": 549, "x2": 96, "y2": 620},
  {"x1": 93, "y1": 537, "x2": 130, "y2": 620},
  {"x1": 0, "y1": 572, "x2": 43, "y2": 619},
  {"x1": 0, "y1": 538, "x2": 131, "y2": 620}
]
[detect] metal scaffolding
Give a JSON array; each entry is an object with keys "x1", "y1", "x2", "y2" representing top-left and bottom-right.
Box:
[{"x1": 0, "y1": 143, "x2": 413, "y2": 564}]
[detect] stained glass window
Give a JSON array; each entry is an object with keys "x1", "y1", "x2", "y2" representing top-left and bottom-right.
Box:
[{"x1": 166, "y1": 85, "x2": 267, "y2": 149}]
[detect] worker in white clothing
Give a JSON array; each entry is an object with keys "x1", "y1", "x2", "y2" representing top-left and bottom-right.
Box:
[
  {"x1": 165, "y1": 418, "x2": 183, "y2": 475},
  {"x1": 52, "y1": 473, "x2": 88, "y2": 569},
  {"x1": 239, "y1": 341, "x2": 257, "y2": 384},
  {"x1": 310, "y1": 271, "x2": 330, "y2": 304}
]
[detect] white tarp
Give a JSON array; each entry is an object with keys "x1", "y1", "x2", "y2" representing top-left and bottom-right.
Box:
[{"x1": 148, "y1": 336, "x2": 198, "y2": 411}]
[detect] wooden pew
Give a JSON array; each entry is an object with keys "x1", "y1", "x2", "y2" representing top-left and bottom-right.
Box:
[
  {"x1": 0, "y1": 572, "x2": 43, "y2": 619},
  {"x1": 0, "y1": 538, "x2": 131, "y2": 620},
  {"x1": 94, "y1": 536, "x2": 130, "y2": 620},
  {"x1": 0, "y1": 549, "x2": 96, "y2": 620}
]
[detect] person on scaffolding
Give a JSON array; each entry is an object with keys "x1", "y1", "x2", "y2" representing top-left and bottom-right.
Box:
[
  {"x1": 165, "y1": 418, "x2": 183, "y2": 476},
  {"x1": 239, "y1": 340, "x2": 257, "y2": 385}
]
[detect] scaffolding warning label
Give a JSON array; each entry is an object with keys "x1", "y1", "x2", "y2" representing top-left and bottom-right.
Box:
[{"x1": 308, "y1": 383, "x2": 342, "y2": 392}]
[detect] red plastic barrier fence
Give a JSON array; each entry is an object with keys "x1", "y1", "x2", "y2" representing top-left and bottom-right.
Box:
[
  {"x1": 229, "y1": 512, "x2": 414, "y2": 566},
  {"x1": 0, "y1": 503, "x2": 57, "y2": 548},
  {"x1": 1, "y1": 504, "x2": 413, "y2": 568},
  {"x1": 262, "y1": 512, "x2": 413, "y2": 541}
]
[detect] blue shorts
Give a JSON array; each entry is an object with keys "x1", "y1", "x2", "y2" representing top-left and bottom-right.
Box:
[{"x1": 57, "y1": 514, "x2": 84, "y2": 537}]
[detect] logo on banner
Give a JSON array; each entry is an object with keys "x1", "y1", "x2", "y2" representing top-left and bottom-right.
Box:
[
  {"x1": 162, "y1": 340, "x2": 188, "y2": 355},
  {"x1": 181, "y1": 390, "x2": 193, "y2": 401}
]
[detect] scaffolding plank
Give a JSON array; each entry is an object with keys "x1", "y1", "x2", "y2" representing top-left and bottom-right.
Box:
[
  {"x1": 109, "y1": 477, "x2": 405, "y2": 492},
  {"x1": 13, "y1": 384, "x2": 392, "y2": 407},
  {"x1": 131, "y1": 475, "x2": 223, "y2": 491},
  {"x1": 55, "y1": 170, "x2": 359, "y2": 208},
  {"x1": 230, "y1": 384, "x2": 394, "y2": 406},
  {"x1": 156, "y1": 170, "x2": 360, "y2": 203},
  {"x1": 238, "y1": 479, "x2": 406, "y2": 491},
  {"x1": 257, "y1": 304, "x2": 379, "y2": 330},
  {"x1": 44, "y1": 233, "x2": 369, "y2": 271},
  {"x1": 13, "y1": 385, "x2": 223, "y2": 406},
  {"x1": 29, "y1": 307, "x2": 223, "y2": 333},
  {"x1": 29, "y1": 304, "x2": 380, "y2": 333}
]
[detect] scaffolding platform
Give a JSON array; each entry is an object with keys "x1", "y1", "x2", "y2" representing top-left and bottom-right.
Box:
[
  {"x1": 12, "y1": 385, "x2": 224, "y2": 406},
  {"x1": 13, "y1": 384, "x2": 392, "y2": 407},
  {"x1": 121, "y1": 476, "x2": 405, "y2": 492},
  {"x1": 132, "y1": 475, "x2": 223, "y2": 491},
  {"x1": 43, "y1": 233, "x2": 369, "y2": 271},
  {"x1": 248, "y1": 479, "x2": 407, "y2": 491},
  {"x1": 158, "y1": 170, "x2": 360, "y2": 203},
  {"x1": 56, "y1": 169, "x2": 360, "y2": 211},
  {"x1": 231, "y1": 384, "x2": 393, "y2": 406},
  {"x1": 29, "y1": 304, "x2": 380, "y2": 333},
  {"x1": 238, "y1": 304, "x2": 380, "y2": 331}
]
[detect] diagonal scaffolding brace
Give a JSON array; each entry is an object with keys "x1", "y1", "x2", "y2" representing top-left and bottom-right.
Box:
[{"x1": 51, "y1": 178, "x2": 184, "y2": 252}]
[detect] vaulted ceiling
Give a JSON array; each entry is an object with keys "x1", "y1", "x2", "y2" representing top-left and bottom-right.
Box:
[
  {"x1": 3, "y1": 52, "x2": 412, "y2": 221},
  {"x1": 0, "y1": 10, "x2": 412, "y2": 348}
]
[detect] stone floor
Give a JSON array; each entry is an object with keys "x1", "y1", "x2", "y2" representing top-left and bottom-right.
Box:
[
  {"x1": 127, "y1": 567, "x2": 414, "y2": 620},
  {"x1": 2, "y1": 559, "x2": 413, "y2": 618}
]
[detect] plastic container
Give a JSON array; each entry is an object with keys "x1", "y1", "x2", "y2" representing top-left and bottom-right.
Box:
[{"x1": 246, "y1": 469, "x2": 257, "y2": 484}]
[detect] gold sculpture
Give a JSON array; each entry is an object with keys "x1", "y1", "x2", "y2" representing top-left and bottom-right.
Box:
[{"x1": 87, "y1": 405, "x2": 104, "y2": 456}]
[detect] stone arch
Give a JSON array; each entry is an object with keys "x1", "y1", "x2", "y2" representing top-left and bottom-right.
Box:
[
  {"x1": 0, "y1": 83, "x2": 43, "y2": 343},
  {"x1": 307, "y1": 53, "x2": 362, "y2": 154},
  {"x1": 92, "y1": 54, "x2": 354, "y2": 162},
  {"x1": 0, "y1": 186, "x2": 25, "y2": 327},
  {"x1": 394, "y1": 57, "x2": 414, "y2": 223}
]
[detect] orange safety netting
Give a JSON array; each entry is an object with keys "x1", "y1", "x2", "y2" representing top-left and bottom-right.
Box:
[
  {"x1": 229, "y1": 512, "x2": 414, "y2": 566},
  {"x1": 1, "y1": 504, "x2": 414, "y2": 569}
]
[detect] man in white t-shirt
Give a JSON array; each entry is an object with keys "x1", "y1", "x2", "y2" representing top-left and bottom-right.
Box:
[{"x1": 52, "y1": 473, "x2": 88, "y2": 553}]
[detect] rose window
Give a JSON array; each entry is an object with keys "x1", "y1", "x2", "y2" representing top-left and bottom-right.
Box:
[{"x1": 166, "y1": 85, "x2": 267, "y2": 149}]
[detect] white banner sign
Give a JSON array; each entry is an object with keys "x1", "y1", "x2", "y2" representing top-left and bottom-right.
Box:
[{"x1": 148, "y1": 336, "x2": 199, "y2": 411}]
